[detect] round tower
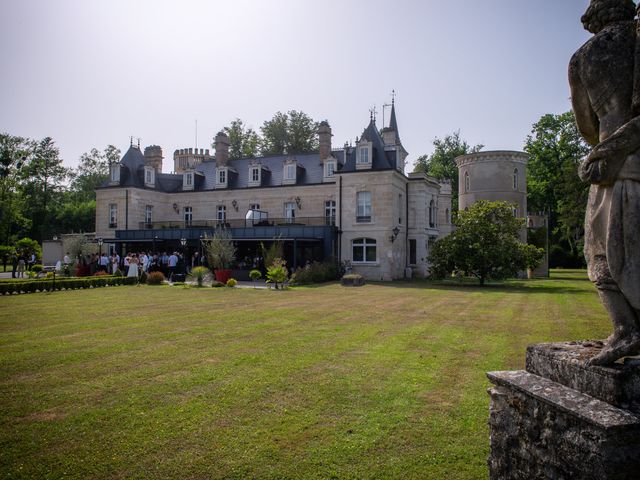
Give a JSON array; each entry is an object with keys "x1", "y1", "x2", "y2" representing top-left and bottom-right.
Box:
[
  {"x1": 456, "y1": 150, "x2": 528, "y2": 238},
  {"x1": 143, "y1": 145, "x2": 163, "y2": 172}
]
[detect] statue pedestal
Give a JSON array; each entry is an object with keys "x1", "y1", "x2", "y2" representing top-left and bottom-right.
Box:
[{"x1": 487, "y1": 342, "x2": 640, "y2": 479}]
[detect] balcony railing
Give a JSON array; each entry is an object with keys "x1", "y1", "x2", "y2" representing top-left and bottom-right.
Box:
[{"x1": 138, "y1": 217, "x2": 335, "y2": 230}]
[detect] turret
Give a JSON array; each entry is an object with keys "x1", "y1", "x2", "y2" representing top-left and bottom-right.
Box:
[{"x1": 143, "y1": 145, "x2": 163, "y2": 172}]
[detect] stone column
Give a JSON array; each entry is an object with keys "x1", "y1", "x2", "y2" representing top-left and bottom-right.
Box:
[{"x1": 487, "y1": 342, "x2": 640, "y2": 479}]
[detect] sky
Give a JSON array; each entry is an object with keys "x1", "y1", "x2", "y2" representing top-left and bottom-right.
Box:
[{"x1": 0, "y1": 0, "x2": 592, "y2": 172}]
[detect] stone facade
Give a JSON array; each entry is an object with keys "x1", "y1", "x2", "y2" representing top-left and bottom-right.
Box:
[
  {"x1": 487, "y1": 342, "x2": 640, "y2": 479},
  {"x1": 96, "y1": 106, "x2": 454, "y2": 280}
]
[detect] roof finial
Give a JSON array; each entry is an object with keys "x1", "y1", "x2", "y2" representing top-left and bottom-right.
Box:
[
  {"x1": 391, "y1": 89, "x2": 396, "y2": 105},
  {"x1": 370, "y1": 105, "x2": 378, "y2": 124}
]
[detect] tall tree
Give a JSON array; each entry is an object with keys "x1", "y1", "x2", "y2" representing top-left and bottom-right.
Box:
[
  {"x1": 69, "y1": 145, "x2": 120, "y2": 202},
  {"x1": 220, "y1": 119, "x2": 260, "y2": 160},
  {"x1": 19, "y1": 137, "x2": 69, "y2": 241},
  {"x1": 260, "y1": 110, "x2": 318, "y2": 156},
  {"x1": 524, "y1": 111, "x2": 590, "y2": 264},
  {"x1": 0, "y1": 133, "x2": 31, "y2": 243},
  {"x1": 413, "y1": 131, "x2": 483, "y2": 210}
]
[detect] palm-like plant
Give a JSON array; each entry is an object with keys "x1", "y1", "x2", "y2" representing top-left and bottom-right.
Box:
[{"x1": 188, "y1": 266, "x2": 211, "y2": 287}]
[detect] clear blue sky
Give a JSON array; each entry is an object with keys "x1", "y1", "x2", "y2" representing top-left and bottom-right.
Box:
[{"x1": 0, "y1": 0, "x2": 591, "y2": 171}]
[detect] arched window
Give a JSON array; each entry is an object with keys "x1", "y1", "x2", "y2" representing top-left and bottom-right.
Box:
[
  {"x1": 445, "y1": 208, "x2": 450, "y2": 224},
  {"x1": 513, "y1": 168, "x2": 519, "y2": 190},
  {"x1": 429, "y1": 199, "x2": 436, "y2": 228},
  {"x1": 464, "y1": 171, "x2": 470, "y2": 192},
  {"x1": 352, "y1": 238, "x2": 376, "y2": 263}
]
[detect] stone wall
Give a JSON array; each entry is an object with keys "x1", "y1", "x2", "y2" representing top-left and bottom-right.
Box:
[{"x1": 487, "y1": 342, "x2": 640, "y2": 479}]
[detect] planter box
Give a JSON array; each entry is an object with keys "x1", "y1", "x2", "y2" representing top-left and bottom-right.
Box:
[{"x1": 215, "y1": 269, "x2": 232, "y2": 284}]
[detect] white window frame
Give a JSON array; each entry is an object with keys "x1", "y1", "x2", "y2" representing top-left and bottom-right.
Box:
[
  {"x1": 249, "y1": 203, "x2": 260, "y2": 211},
  {"x1": 352, "y1": 237, "x2": 377, "y2": 263},
  {"x1": 284, "y1": 202, "x2": 296, "y2": 222},
  {"x1": 109, "y1": 203, "x2": 117, "y2": 228},
  {"x1": 325, "y1": 161, "x2": 335, "y2": 177},
  {"x1": 184, "y1": 206, "x2": 193, "y2": 226},
  {"x1": 217, "y1": 205, "x2": 226, "y2": 222},
  {"x1": 219, "y1": 169, "x2": 227, "y2": 184},
  {"x1": 110, "y1": 164, "x2": 120, "y2": 183},
  {"x1": 285, "y1": 164, "x2": 296, "y2": 180},
  {"x1": 357, "y1": 147, "x2": 370, "y2": 164},
  {"x1": 145, "y1": 205, "x2": 153, "y2": 225},
  {"x1": 356, "y1": 191, "x2": 372, "y2": 223},
  {"x1": 325, "y1": 200, "x2": 336, "y2": 226},
  {"x1": 251, "y1": 167, "x2": 260, "y2": 183}
]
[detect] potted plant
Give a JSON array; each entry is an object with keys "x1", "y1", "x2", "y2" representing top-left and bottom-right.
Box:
[
  {"x1": 249, "y1": 269, "x2": 262, "y2": 288},
  {"x1": 202, "y1": 228, "x2": 236, "y2": 284}
]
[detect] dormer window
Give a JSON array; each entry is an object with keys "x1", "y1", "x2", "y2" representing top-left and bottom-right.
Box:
[
  {"x1": 144, "y1": 166, "x2": 155, "y2": 187},
  {"x1": 358, "y1": 147, "x2": 369, "y2": 164},
  {"x1": 248, "y1": 164, "x2": 261, "y2": 187},
  {"x1": 324, "y1": 160, "x2": 336, "y2": 181},
  {"x1": 356, "y1": 142, "x2": 372, "y2": 170},
  {"x1": 109, "y1": 163, "x2": 120, "y2": 184},
  {"x1": 216, "y1": 167, "x2": 228, "y2": 188},
  {"x1": 183, "y1": 171, "x2": 194, "y2": 191},
  {"x1": 283, "y1": 159, "x2": 298, "y2": 185}
]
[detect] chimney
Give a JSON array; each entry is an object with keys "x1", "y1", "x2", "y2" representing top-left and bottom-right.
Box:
[
  {"x1": 215, "y1": 131, "x2": 230, "y2": 167},
  {"x1": 318, "y1": 121, "x2": 332, "y2": 161},
  {"x1": 143, "y1": 145, "x2": 163, "y2": 172}
]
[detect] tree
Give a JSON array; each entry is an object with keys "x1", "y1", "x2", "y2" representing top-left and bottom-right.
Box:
[
  {"x1": 18, "y1": 137, "x2": 69, "y2": 241},
  {"x1": 220, "y1": 119, "x2": 260, "y2": 160},
  {"x1": 428, "y1": 201, "x2": 544, "y2": 285},
  {"x1": 413, "y1": 131, "x2": 483, "y2": 210},
  {"x1": 0, "y1": 133, "x2": 31, "y2": 244},
  {"x1": 69, "y1": 145, "x2": 120, "y2": 202},
  {"x1": 524, "y1": 111, "x2": 590, "y2": 265},
  {"x1": 260, "y1": 110, "x2": 319, "y2": 156}
]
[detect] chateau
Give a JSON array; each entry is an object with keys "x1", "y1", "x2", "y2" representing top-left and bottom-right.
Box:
[{"x1": 95, "y1": 103, "x2": 455, "y2": 280}]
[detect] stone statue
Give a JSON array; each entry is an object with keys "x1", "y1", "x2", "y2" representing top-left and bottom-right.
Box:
[{"x1": 570, "y1": 0, "x2": 640, "y2": 365}]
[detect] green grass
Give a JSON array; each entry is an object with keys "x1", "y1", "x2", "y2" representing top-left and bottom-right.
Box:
[{"x1": 0, "y1": 270, "x2": 609, "y2": 479}]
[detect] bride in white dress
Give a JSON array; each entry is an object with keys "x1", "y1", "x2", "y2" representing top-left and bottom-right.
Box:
[{"x1": 127, "y1": 254, "x2": 139, "y2": 277}]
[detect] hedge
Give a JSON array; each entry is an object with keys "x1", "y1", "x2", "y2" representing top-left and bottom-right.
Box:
[{"x1": 0, "y1": 276, "x2": 138, "y2": 295}]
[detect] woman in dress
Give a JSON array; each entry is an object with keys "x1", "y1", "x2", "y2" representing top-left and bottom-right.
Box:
[{"x1": 127, "y1": 254, "x2": 139, "y2": 278}]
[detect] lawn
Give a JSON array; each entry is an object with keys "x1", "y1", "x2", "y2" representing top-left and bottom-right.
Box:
[{"x1": 0, "y1": 271, "x2": 609, "y2": 479}]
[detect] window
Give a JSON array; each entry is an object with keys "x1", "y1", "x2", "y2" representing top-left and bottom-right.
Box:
[
  {"x1": 216, "y1": 205, "x2": 226, "y2": 222},
  {"x1": 429, "y1": 199, "x2": 436, "y2": 228},
  {"x1": 284, "y1": 202, "x2": 296, "y2": 222},
  {"x1": 184, "y1": 206, "x2": 192, "y2": 226},
  {"x1": 512, "y1": 206, "x2": 519, "y2": 217},
  {"x1": 357, "y1": 147, "x2": 369, "y2": 164},
  {"x1": 285, "y1": 164, "x2": 296, "y2": 180},
  {"x1": 356, "y1": 191, "x2": 372, "y2": 222},
  {"x1": 464, "y1": 171, "x2": 470, "y2": 192},
  {"x1": 409, "y1": 239, "x2": 417, "y2": 265},
  {"x1": 325, "y1": 200, "x2": 336, "y2": 226},
  {"x1": 398, "y1": 194, "x2": 403, "y2": 224},
  {"x1": 145, "y1": 169, "x2": 152, "y2": 184},
  {"x1": 109, "y1": 204, "x2": 117, "y2": 228},
  {"x1": 352, "y1": 238, "x2": 376, "y2": 263},
  {"x1": 145, "y1": 205, "x2": 153, "y2": 225},
  {"x1": 513, "y1": 168, "x2": 519, "y2": 190},
  {"x1": 249, "y1": 203, "x2": 260, "y2": 211},
  {"x1": 219, "y1": 169, "x2": 226, "y2": 184},
  {"x1": 251, "y1": 167, "x2": 260, "y2": 183},
  {"x1": 325, "y1": 161, "x2": 335, "y2": 177},
  {"x1": 186, "y1": 173, "x2": 193, "y2": 186},
  {"x1": 110, "y1": 164, "x2": 120, "y2": 183},
  {"x1": 445, "y1": 208, "x2": 450, "y2": 224}
]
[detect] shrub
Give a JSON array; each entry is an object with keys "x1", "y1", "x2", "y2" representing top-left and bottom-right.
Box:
[
  {"x1": 290, "y1": 261, "x2": 340, "y2": 285},
  {"x1": 266, "y1": 258, "x2": 288, "y2": 290},
  {"x1": 249, "y1": 269, "x2": 262, "y2": 281},
  {"x1": 226, "y1": 278, "x2": 237, "y2": 287},
  {"x1": 146, "y1": 271, "x2": 166, "y2": 285},
  {"x1": 113, "y1": 269, "x2": 124, "y2": 277},
  {"x1": 188, "y1": 266, "x2": 211, "y2": 287},
  {"x1": 93, "y1": 270, "x2": 109, "y2": 276},
  {"x1": 31, "y1": 264, "x2": 43, "y2": 273},
  {"x1": 45, "y1": 271, "x2": 55, "y2": 279}
]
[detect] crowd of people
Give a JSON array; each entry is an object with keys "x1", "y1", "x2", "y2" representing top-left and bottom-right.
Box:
[{"x1": 57, "y1": 250, "x2": 207, "y2": 281}]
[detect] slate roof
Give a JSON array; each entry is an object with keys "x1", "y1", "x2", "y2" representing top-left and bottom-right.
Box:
[
  {"x1": 339, "y1": 119, "x2": 397, "y2": 172},
  {"x1": 100, "y1": 113, "x2": 403, "y2": 192}
]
